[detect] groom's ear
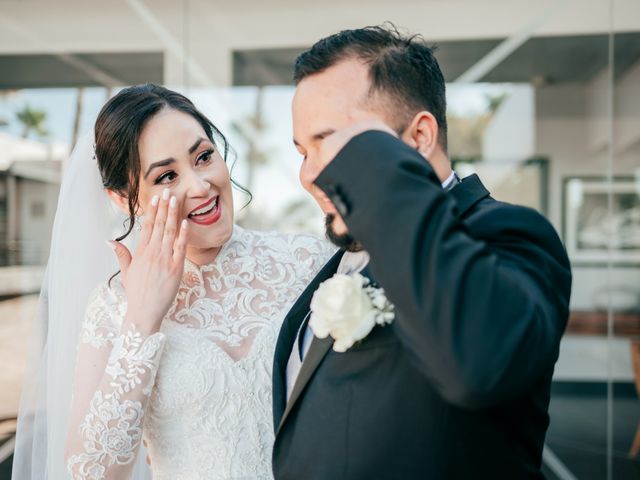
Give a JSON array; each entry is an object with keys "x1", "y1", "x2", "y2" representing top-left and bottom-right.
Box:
[
  {"x1": 105, "y1": 189, "x2": 133, "y2": 216},
  {"x1": 400, "y1": 111, "x2": 439, "y2": 161}
]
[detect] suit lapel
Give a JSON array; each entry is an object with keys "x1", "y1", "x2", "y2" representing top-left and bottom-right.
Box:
[
  {"x1": 276, "y1": 266, "x2": 376, "y2": 435},
  {"x1": 449, "y1": 174, "x2": 490, "y2": 217},
  {"x1": 275, "y1": 174, "x2": 491, "y2": 434},
  {"x1": 273, "y1": 250, "x2": 344, "y2": 428},
  {"x1": 277, "y1": 333, "x2": 333, "y2": 433}
]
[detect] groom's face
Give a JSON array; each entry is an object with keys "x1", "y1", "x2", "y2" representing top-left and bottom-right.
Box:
[{"x1": 292, "y1": 59, "x2": 388, "y2": 246}]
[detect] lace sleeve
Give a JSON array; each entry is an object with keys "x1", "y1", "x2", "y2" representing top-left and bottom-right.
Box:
[{"x1": 65, "y1": 282, "x2": 166, "y2": 480}]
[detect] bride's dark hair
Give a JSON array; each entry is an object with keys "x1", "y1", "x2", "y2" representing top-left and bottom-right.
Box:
[{"x1": 95, "y1": 83, "x2": 247, "y2": 245}]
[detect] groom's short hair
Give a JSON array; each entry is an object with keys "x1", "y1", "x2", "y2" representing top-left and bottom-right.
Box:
[{"x1": 294, "y1": 23, "x2": 448, "y2": 151}]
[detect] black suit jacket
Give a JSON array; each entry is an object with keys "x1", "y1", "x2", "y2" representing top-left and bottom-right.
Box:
[{"x1": 272, "y1": 131, "x2": 572, "y2": 479}]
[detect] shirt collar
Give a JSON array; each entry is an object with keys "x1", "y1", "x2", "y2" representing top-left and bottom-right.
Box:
[{"x1": 441, "y1": 170, "x2": 460, "y2": 191}]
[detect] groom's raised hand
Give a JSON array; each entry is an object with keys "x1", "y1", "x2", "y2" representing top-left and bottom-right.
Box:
[
  {"x1": 314, "y1": 119, "x2": 397, "y2": 181},
  {"x1": 297, "y1": 116, "x2": 398, "y2": 235}
]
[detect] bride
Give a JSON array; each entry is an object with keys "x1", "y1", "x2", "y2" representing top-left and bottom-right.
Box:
[{"x1": 12, "y1": 84, "x2": 334, "y2": 479}]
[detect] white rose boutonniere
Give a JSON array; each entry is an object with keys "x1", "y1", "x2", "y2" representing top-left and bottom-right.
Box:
[{"x1": 309, "y1": 273, "x2": 395, "y2": 352}]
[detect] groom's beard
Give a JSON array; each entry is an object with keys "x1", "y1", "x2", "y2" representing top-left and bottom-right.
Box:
[{"x1": 325, "y1": 214, "x2": 363, "y2": 252}]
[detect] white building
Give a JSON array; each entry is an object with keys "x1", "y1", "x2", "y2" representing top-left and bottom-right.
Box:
[{"x1": 0, "y1": 134, "x2": 64, "y2": 267}]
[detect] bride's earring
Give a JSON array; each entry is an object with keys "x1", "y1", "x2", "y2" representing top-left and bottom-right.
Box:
[{"x1": 135, "y1": 216, "x2": 143, "y2": 231}]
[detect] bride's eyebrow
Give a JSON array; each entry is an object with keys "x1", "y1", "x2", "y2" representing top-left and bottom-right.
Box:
[
  {"x1": 144, "y1": 158, "x2": 175, "y2": 179},
  {"x1": 143, "y1": 137, "x2": 208, "y2": 179},
  {"x1": 188, "y1": 137, "x2": 206, "y2": 154}
]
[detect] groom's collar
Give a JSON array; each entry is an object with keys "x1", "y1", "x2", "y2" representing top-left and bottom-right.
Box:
[
  {"x1": 441, "y1": 170, "x2": 460, "y2": 191},
  {"x1": 337, "y1": 250, "x2": 369, "y2": 275}
]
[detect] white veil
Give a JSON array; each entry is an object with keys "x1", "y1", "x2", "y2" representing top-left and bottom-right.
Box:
[{"x1": 11, "y1": 130, "x2": 151, "y2": 479}]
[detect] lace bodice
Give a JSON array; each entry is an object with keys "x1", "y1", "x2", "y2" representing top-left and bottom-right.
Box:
[{"x1": 66, "y1": 226, "x2": 335, "y2": 479}]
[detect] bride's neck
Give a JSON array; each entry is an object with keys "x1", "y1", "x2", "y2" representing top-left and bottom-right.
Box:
[{"x1": 185, "y1": 245, "x2": 223, "y2": 267}]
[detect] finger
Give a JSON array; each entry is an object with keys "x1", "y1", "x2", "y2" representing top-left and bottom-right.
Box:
[
  {"x1": 172, "y1": 219, "x2": 189, "y2": 265},
  {"x1": 138, "y1": 194, "x2": 160, "y2": 248},
  {"x1": 107, "y1": 240, "x2": 132, "y2": 274},
  {"x1": 162, "y1": 195, "x2": 180, "y2": 254},
  {"x1": 150, "y1": 188, "x2": 171, "y2": 246}
]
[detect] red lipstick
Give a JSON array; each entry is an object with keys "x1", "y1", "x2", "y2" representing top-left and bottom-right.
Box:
[{"x1": 187, "y1": 195, "x2": 221, "y2": 226}]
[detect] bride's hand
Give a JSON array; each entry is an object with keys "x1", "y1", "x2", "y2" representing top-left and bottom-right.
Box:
[{"x1": 108, "y1": 188, "x2": 189, "y2": 330}]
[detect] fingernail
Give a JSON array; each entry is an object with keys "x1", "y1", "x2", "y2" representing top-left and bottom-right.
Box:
[
  {"x1": 162, "y1": 188, "x2": 170, "y2": 200},
  {"x1": 170, "y1": 196, "x2": 177, "y2": 208},
  {"x1": 105, "y1": 240, "x2": 116, "y2": 251},
  {"x1": 181, "y1": 219, "x2": 188, "y2": 229},
  {"x1": 151, "y1": 195, "x2": 159, "y2": 206}
]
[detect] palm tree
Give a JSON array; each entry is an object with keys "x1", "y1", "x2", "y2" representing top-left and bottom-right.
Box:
[{"x1": 16, "y1": 104, "x2": 48, "y2": 139}]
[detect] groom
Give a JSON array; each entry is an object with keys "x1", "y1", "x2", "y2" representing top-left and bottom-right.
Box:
[{"x1": 272, "y1": 25, "x2": 572, "y2": 479}]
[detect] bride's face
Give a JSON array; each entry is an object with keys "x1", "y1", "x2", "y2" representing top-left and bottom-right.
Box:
[{"x1": 136, "y1": 108, "x2": 234, "y2": 252}]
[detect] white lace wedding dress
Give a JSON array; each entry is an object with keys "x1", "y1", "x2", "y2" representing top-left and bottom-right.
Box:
[{"x1": 65, "y1": 226, "x2": 334, "y2": 480}]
